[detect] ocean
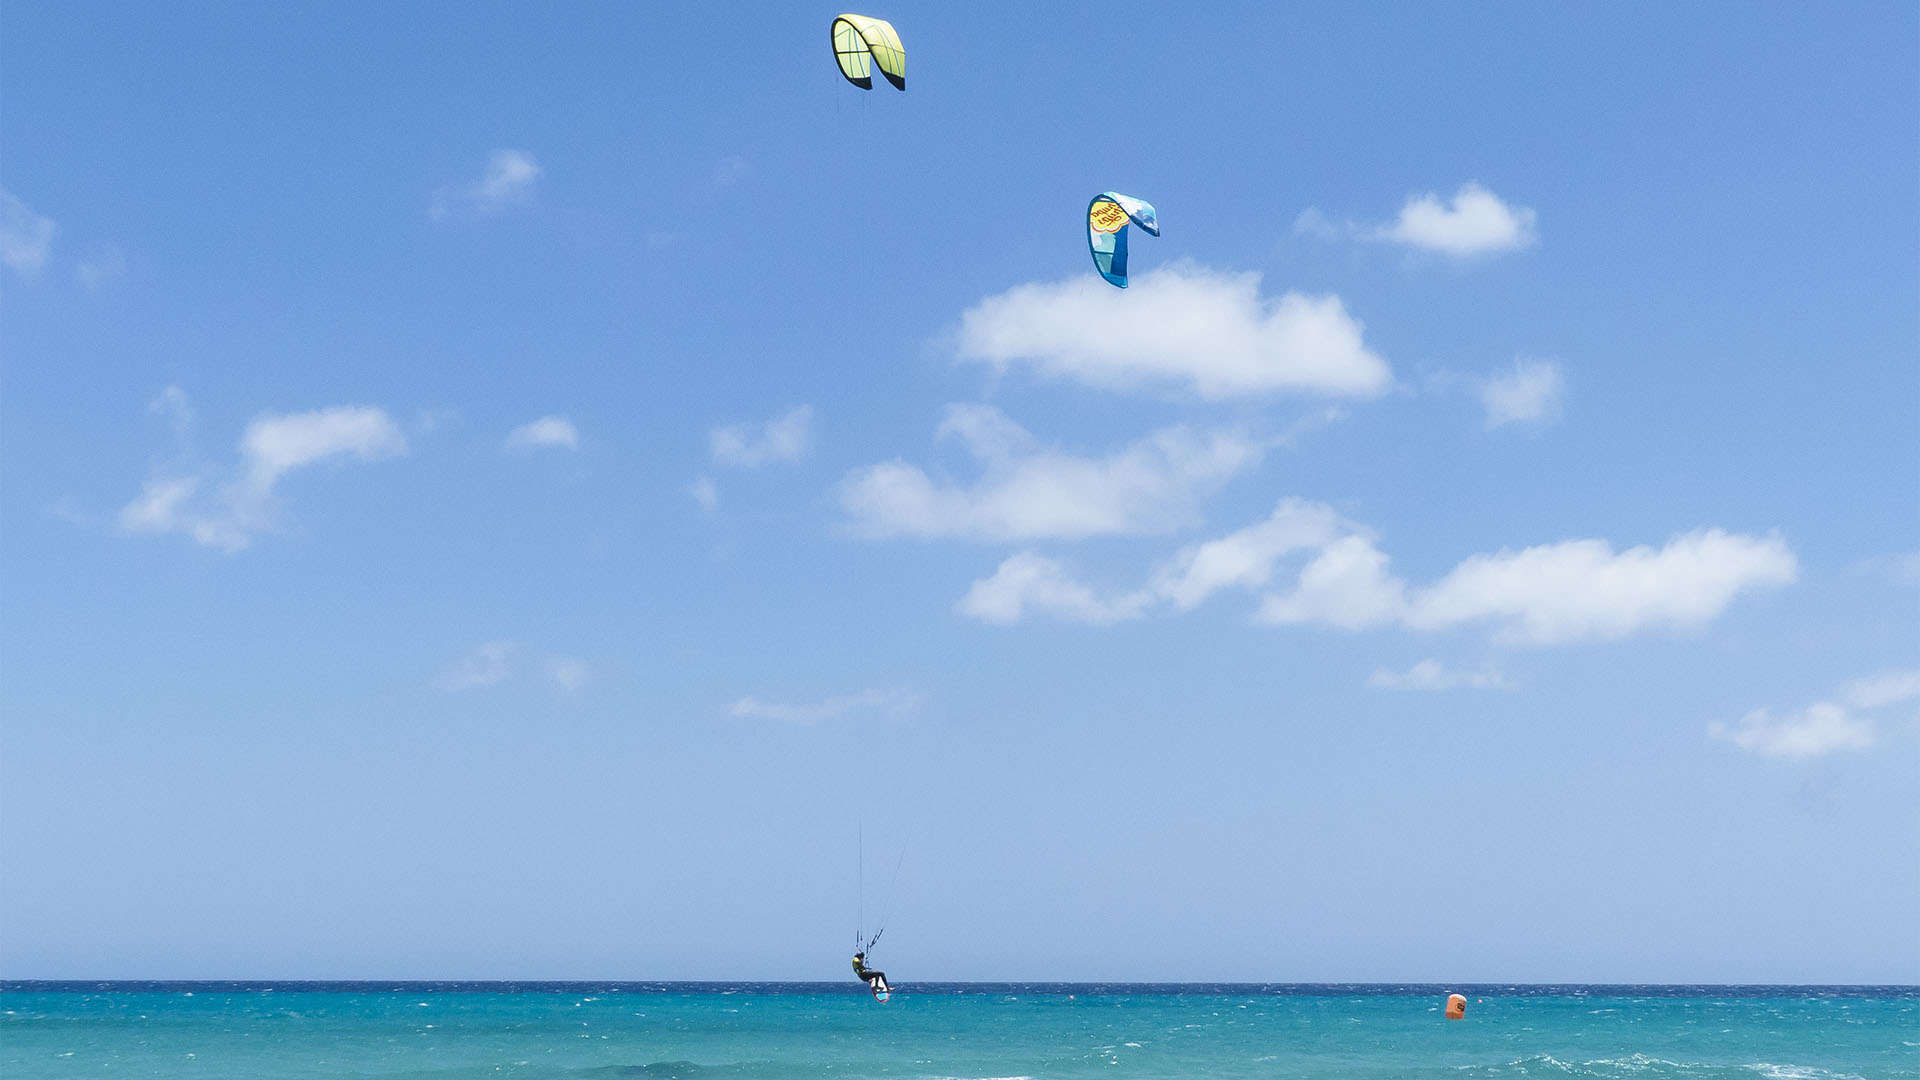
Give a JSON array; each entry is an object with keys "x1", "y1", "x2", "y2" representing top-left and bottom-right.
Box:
[{"x1": 2, "y1": 983, "x2": 1913, "y2": 1079}]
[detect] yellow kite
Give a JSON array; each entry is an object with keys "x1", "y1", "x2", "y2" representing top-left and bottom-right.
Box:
[{"x1": 832, "y1": 14, "x2": 906, "y2": 91}]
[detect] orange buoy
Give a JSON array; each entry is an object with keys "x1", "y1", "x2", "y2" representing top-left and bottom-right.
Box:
[{"x1": 1445, "y1": 993, "x2": 1467, "y2": 1020}]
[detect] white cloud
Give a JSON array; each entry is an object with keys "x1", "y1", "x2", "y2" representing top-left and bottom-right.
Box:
[
  {"x1": 1480, "y1": 357, "x2": 1564, "y2": 428},
  {"x1": 1150, "y1": 498, "x2": 1349, "y2": 610},
  {"x1": 840, "y1": 405, "x2": 1264, "y2": 542},
  {"x1": 549, "y1": 656, "x2": 589, "y2": 691},
  {"x1": 1378, "y1": 182, "x2": 1537, "y2": 257},
  {"x1": 240, "y1": 406, "x2": 407, "y2": 489},
  {"x1": 1291, "y1": 207, "x2": 1340, "y2": 240},
  {"x1": 1256, "y1": 534, "x2": 1409, "y2": 631},
  {"x1": 119, "y1": 392, "x2": 407, "y2": 552},
  {"x1": 688, "y1": 474, "x2": 719, "y2": 511},
  {"x1": 1, "y1": 189, "x2": 55, "y2": 278},
  {"x1": 1403, "y1": 529, "x2": 1797, "y2": 644},
  {"x1": 710, "y1": 405, "x2": 813, "y2": 468},
  {"x1": 432, "y1": 149, "x2": 542, "y2": 219},
  {"x1": 441, "y1": 641, "x2": 516, "y2": 691},
  {"x1": 120, "y1": 477, "x2": 221, "y2": 543},
  {"x1": 957, "y1": 263, "x2": 1391, "y2": 400},
  {"x1": 956, "y1": 552, "x2": 1148, "y2": 625},
  {"x1": 1843, "y1": 669, "x2": 1920, "y2": 710},
  {"x1": 951, "y1": 497, "x2": 1796, "y2": 645},
  {"x1": 1368, "y1": 659, "x2": 1514, "y2": 691},
  {"x1": 506, "y1": 415, "x2": 579, "y2": 452},
  {"x1": 76, "y1": 246, "x2": 126, "y2": 291},
  {"x1": 1712, "y1": 669, "x2": 1919, "y2": 761},
  {"x1": 728, "y1": 687, "x2": 918, "y2": 725},
  {"x1": 1710, "y1": 703, "x2": 1876, "y2": 760}
]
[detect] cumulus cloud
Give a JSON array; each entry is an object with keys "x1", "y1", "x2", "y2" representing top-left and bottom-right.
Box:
[
  {"x1": 241, "y1": 407, "x2": 407, "y2": 488},
  {"x1": 1256, "y1": 534, "x2": 1408, "y2": 631},
  {"x1": 710, "y1": 405, "x2": 814, "y2": 468},
  {"x1": 441, "y1": 641, "x2": 516, "y2": 691},
  {"x1": 957, "y1": 263, "x2": 1391, "y2": 400},
  {"x1": 1368, "y1": 659, "x2": 1515, "y2": 691},
  {"x1": 507, "y1": 415, "x2": 579, "y2": 452},
  {"x1": 1400, "y1": 530, "x2": 1797, "y2": 644},
  {"x1": 432, "y1": 149, "x2": 542, "y2": 219},
  {"x1": 1150, "y1": 498, "x2": 1349, "y2": 610},
  {"x1": 728, "y1": 687, "x2": 918, "y2": 725},
  {"x1": 1711, "y1": 670, "x2": 1916, "y2": 761},
  {"x1": 1480, "y1": 358, "x2": 1564, "y2": 428},
  {"x1": 119, "y1": 390, "x2": 408, "y2": 552},
  {"x1": 954, "y1": 498, "x2": 1796, "y2": 645},
  {"x1": 1, "y1": 189, "x2": 55, "y2": 278},
  {"x1": 1710, "y1": 704, "x2": 1876, "y2": 761},
  {"x1": 1378, "y1": 182, "x2": 1537, "y2": 256},
  {"x1": 1843, "y1": 669, "x2": 1920, "y2": 710},
  {"x1": 840, "y1": 405, "x2": 1264, "y2": 541},
  {"x1": 956, "y1": 552, "x2": 1148, "y2": 625}
]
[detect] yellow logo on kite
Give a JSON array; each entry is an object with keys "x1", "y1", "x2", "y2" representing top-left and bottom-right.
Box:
[{"x1": 1089, "y1": 200, "x2": 1131, "y2": 234}]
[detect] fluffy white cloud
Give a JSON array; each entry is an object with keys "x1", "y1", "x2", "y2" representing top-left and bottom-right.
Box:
[
  {"x1": 1711, "y1": 669, "x2": 1918, "y2": 760},
  {"x1": 840, "y1": 405, "x2": 1263, "y2": 541},
  {"x1": 953, "y1": 497, "x2": 1796, "y2": 645},
  {"x1": 432, "y1": 149, "x2": 542, "y2": 219},
  {"x1": 1256, "y1": 534, "x2": 1409, "y2": 631},
  {"x1": 441, "y1": 641, "x2": 516, "y2": 691},
  {"x1": 1480, "y1": 358, "x2": 1564, "y2": 428},
  {"x1": 507, "y1": 415, "x2": 580, "y2": 452},
  {"x1": 1150, "y1": 498, "x2": 1348, "y2": 610},
  {"x1": 1404, "y1": 529, "x2": 1798, "y2": 644},
  {"x1": 956, "y1": 552, "x2": 1148, "y2": 625},
  {"x1": 1710, "y1": 703, "x2": 1876, "y2": 760},
  {"x1": 957, "y1": 264, "x2": 1391, "y2": 400},
  {"x1": 1843, "y1": 669, "x2": 1920, "y2": 710},
  {"x1": 1379, "y1": 182, "x2": 1537, "y2": 256},
  {"x1": 710, "y1": 405, "x2": 813, "y2": 468},
  {"x1": 1368, "y1": 659, "x2": 1514, "y2": 691},
  {"x1": 240, "y1": 406, "x2": 407, "y2": 489},
  {"x1": 728, "y1": 687, "x2": 918, "y2": 725},
  {"x1": 1, "y1": 189, "x2": 55, "y2": 278},
  {"x1": 119, "y1": 392, "x2": 407, "y2": 552}
]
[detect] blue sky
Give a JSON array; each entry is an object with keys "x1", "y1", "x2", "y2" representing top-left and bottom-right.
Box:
[{"x1": 2, "y1": 2, "x2": 1915, "y2": 983}]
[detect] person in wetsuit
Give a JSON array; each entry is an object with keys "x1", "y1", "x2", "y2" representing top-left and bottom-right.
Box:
[{"x1": 852, "y1": 952, "x2": 890, "y2": 997}]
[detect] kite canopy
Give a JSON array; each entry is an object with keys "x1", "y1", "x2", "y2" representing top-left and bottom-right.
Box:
[
  {"x1": 832, "y1": 14, "x2": 906, "y2": 90},
  {"x1": 1087, "y1": 192, "x2": 1160, "y2": 288}
]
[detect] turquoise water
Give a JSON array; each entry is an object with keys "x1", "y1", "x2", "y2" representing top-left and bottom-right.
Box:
[{"x1": 2, "y1": 983, "x2": 1913, "y2": 1079}]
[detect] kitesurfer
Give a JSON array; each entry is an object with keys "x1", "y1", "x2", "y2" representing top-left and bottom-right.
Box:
[{"x1": 852, "y1": 952, "x2": 890, "y2": 997}]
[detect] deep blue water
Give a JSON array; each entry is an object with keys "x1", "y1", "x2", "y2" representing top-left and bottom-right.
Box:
[{"x1": 3, "y1": 983, "x2": 1914, "y2": 1079}]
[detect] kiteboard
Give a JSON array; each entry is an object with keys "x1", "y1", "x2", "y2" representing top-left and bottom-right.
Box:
[{"x1": 872, "y1": 988, "x2": 891, "y2": 1003}]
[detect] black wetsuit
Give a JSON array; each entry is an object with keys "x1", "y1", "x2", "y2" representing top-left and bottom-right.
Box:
[{"x1": 852, "y1": 956, "x2": 889, "y2": 994}]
